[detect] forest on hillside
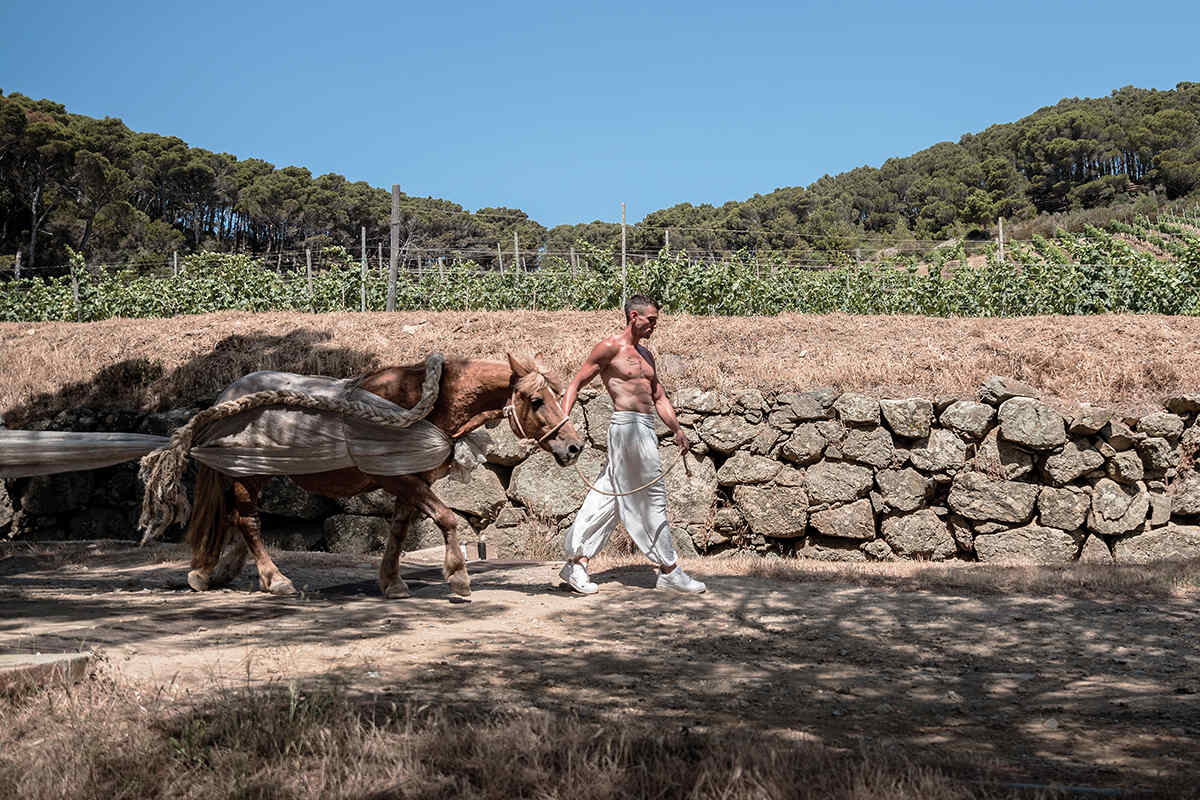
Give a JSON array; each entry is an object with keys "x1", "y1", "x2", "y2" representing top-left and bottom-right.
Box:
[{"x1": 1, "y1": 82, "x2": 1198, "y2": 270}]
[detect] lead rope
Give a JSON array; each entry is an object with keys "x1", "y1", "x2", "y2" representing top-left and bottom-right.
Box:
[{"x1": 572, "y1": 444, "x2": 688, "y2": 497}]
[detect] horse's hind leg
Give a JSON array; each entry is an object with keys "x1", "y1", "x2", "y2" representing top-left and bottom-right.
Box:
[
  {"x1": 379, "y1": 504, "x2": 414, "y2": 599},
  {"x1": 208, "y1": 536, "x2": 249, "y2": 588},
  {"x1": 231, "y1": 478, "x2": 296, "y2": 596}
]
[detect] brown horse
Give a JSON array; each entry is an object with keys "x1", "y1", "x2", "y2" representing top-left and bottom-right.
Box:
[{"x1": 185, "y1": 353, "x2": 584, "y2": 598}]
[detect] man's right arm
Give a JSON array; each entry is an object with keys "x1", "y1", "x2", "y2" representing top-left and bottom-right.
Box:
[{"x1": 562, "y1": 339, "x2": 616, "y2": 415}]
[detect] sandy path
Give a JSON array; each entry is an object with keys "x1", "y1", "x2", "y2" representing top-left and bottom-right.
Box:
[{"x1": 2, "y1": 542, "x2": 1198, "y2": 793}]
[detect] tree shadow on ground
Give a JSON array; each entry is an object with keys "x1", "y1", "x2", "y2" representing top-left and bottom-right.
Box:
[{"x1": 3, "y1": 328, "x2": 383, "y2": 427}]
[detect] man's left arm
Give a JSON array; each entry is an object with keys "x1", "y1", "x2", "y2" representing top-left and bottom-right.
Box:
[{"x1": 648, "y1": 353, "x2": 690, "y2": 452}]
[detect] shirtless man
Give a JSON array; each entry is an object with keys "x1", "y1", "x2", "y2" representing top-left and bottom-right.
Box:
[{"x1": 556, "y1": 294, "x2": 707, "y2": 595}]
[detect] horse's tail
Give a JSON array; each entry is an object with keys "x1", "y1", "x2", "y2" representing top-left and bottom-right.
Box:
[{"x1": 185, "y1": 463, "x2": 230, "y2": 568}]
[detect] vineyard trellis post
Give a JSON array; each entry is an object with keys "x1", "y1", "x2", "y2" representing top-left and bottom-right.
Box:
[
  {"x1": 360, "y1": 226, "x2": 367, "y2": 312},
  {"x1": 377, "y1": 242, "x2": 383, "y2": 277},
  {"x1": 387, "y1": 184, "x2": 400, "y2": 312},
  {"x1": 305, "y1": 248, "x2": 314, "y2": 312},
  {"x1": 621, "y1": 201, "x2": 627, "y2": 310},
  {"x1": 71, "y1": 261, "x2": 81, "y2": 321},
  {"x1": 999, "y1": 217, "x2": 1005, "y2": 264},
  {"x1": 13, "y1": 250, "x2": 20, "y2": 279},
  {"x1": 172, "y1": 251, "x2": 178, "y2": 277},
  {"x1": 497, "y1": 241, "x2": 504, "y2": 274},
  {"x1": 514, "y1": 231, "x2": 520, "y2": 273}
]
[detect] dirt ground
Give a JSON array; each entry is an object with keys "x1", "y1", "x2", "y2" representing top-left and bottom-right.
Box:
[{"x1": 2, "y1": 541, "x2": 1198, "y2": 795}]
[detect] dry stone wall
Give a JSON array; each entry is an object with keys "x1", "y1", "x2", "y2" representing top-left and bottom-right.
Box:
[{"x1": 4, "y1": 378, "x2": 1200, "y2": 564}]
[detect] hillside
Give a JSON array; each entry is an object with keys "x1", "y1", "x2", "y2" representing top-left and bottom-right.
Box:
[{"x1": 2, "y1": 83, "x2": 1198, "y2": 270}]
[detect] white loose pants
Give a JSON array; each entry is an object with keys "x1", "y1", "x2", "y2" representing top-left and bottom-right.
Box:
[{"x1": 564, "y1": 411, "x2": 678, "y2": 566}]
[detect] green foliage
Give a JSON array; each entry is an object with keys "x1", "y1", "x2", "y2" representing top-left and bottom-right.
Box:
[{"x1": 3, "y1": 223, "x2": 1198, "y2": 321}]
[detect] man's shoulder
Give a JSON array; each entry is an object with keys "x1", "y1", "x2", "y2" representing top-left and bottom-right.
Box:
[{"x1": 590, "y1": 335, "x2": 623, "y2": 358}]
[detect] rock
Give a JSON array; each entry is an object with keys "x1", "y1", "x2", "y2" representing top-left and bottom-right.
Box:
[
  {"x1": 19, "y1": 472, "x2": 93, "y2": 515},
  {"x1": 1037, "y1": 486, "x2": 1090, "y2": 531},
  {"x1": 661, "y1": 446, "x2": 719, "y2": 525},
  {"x1": 1164, "y1": 394, "x2": 1200, "y2": 415},
  {"x1": 909, "y1": 429, "x2": 967, "y2": 474},
  {"x1": 774, "y1": 465, "x2": 805, "y2": 487},
  {"x1": 1135, "y1": 437, "x2": 1177, "y2": 472},
  {"x1": 1042, "y1": 438, "x2": 1105, "y2": 486},
  {"x1": 1149, "y1": 493, "x2": 1171, "y2": 527},
  {"x1": 933, "y1": 395, "x2": 960, "y2": 415},
  {"x1": 1088, "y1": 479, "x2": 1149, "y2": 536},
  {"x1": 1171, "y1": 473, "x2": 1200, "y2": 516},
  {"x1": 875, "y1": 468, "x2": 929, "y2": 513},
  {"x1": 1112, "y1": 525, "x2": 1200, "y2": 562},
  {"x1": 881, "y1": 510, "x2": 956, "y2": 560},
  {"x1": 979, "y1": 376, "x2": 1039, "y2": 405},
  {"x1": 815, "y1": 419, "x2": 846, "y2": 443},
  {"x1": 735, "y1": 389, "x2": 767, "y2": 414},
  {"x1": 697, "y1": 415, "x2": 763, "y2": 455},
  {"x1": 405, "y1": 510, "x2": 473, "y2": 551},
  {"x1": 673, "y1": 388, "x2": 730, "y2": 415},
  {"x1": 833, "y1": 393, "x2": 880, "y2": 425},
  {"x1": 0, "y1": 482, "x2": 12, "y2": 531},
  {"x1": 581, "y1": 393, "x2": 614, "y2": 449},
  {"x1": 493, "y1": 505, "x2": 527, "y2": 528},
  {"x1": 1069, "y1": 405, "x2": 1114, "y2": 436},
  {"x1": 748, "y1": 426, "x2": 783, "y2": 456},
  {"x1": 712, "y1": 506, "x2": 747, "y2": 534},
  {"x1": 1138, "y1": 412, "x2": 1185, "y2": 441},
  {"x1": 809, "y1": 499, "x2": 876, "y2": 540},
  {"x1": 974, "y1": 523, "x2": 1083, "y2": 563},
  {"x1": 998, "y1": 397, "x2": 1067, "y2": 451},
  {"x1": 260, "y1": 477, "x2": 338, "y2": 519},
  {"x1": 798, "y1": 535, "x2": 868, "y2": 562},
  {"x1": 939, "y1": 401, "x2": 995, "y2": 440},
  {"x1": 782, "y1": 387, "x2": 838, "y2": 421},
  {"x1": 1105, "y1": 450, "x2": 1144, "y2": 484},
  {"x1": 976, "y1": 428, "x2": 1037, "y2": 480},
  {"x1": 509, "y1": 448, "x2": 606, "y2": 518},
  {"x1": 840, "y1": 427, "x2": 895, "y2": 469},
  {"x1": 861, "y1": 538, "x2": 897, "y2": 561},
  {"x1": 143, "y1": 407, "x2": 202, "y2": 436},
  {"x1": 1101, "y1": 420, "x2": 1138, "y2": 451},
  {"x1": 335, "y1": 488, "x2": 396, "y2": 516},
  {"x1": 879, "y1": 398, "x2": 934, "y2": 439},
  {"x1": 1078, "y1": 535, "x2": 1113, "y2": 563},
  {"x1": 948, "y1": 471, "x2": 1039, "y2": 523},
  {"x1": 716, "y1": 452, "x2": 781, "y2": 486},
  {"x1": 261, "y1": 520, "x2": 325, "y2": 551},
  {"x1": 732, "y1": 484, "x2": 808, "y2": 538},
  {"x1": 948, "y1": 514, "x2": 975, "y2": 554},
  {"x1": 767, "y1": 409, "x2": 798, "y2": 433},
  {"x1": 324, "y1": 514, "x2": 391, "y2": 554},
  {"x1": 779, "y1": 424, "x2": 827, "y2": 465},
  {"x1": 429, "y1": 466, "x2": 508, "y2": 521},
  {"x1": 805, "y1": 461, "x2": 874, "y2": 505},
  {"x1": 484, "y1": 419, "x2": 537, "y2": 466}
]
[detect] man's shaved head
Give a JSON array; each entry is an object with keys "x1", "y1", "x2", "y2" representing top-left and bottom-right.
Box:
[{"x1": 624, "y1": 294, "x2": 659, "y2": 322}]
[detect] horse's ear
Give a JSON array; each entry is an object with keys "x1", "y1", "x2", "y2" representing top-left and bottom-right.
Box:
[
  {"x1": 533, "y1": 352, "x2": 550, "y2": 373},
  {"x1": 506, "y1": 352, "x2": 534, "y2": 377}
]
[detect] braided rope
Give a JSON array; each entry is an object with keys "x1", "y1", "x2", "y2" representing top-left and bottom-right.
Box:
[{"x1": 137, "y1": 354, "x2": 445, "y2": 544}]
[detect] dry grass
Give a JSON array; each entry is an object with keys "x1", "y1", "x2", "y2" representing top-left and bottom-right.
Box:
[
  {"x1": 0, "y1": 667, "x2": 1089, "y2": 800},
  {"x1": 583, "y1": 552, "x2": 1200, "y2": 602},
  {"x1": 2, "y1": 311, "x2": 1198, "y2": 426}
]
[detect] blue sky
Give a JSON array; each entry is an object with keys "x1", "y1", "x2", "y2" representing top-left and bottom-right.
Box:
[{"x1": 2, "y1": 1, "x2": 1196, "y2": 227}]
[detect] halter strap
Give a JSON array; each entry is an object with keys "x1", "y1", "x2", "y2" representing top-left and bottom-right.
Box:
[{"x1": 504, "y1": 384, "x2": 570, "y2": 444}]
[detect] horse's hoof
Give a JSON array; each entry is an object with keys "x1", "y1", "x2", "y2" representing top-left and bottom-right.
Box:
[
  {"x1": 187, "y1": 570, "x2": 210, "y2": 592},
  {"x1": 383, "y1": 581, "x2": 411, "y2": 599},
  {"x1": 265, "y1": 576, "x2": 297, "y2": 596},
  {"x1": 448, "y1": 572, "x2": 471, "y2": 597}
]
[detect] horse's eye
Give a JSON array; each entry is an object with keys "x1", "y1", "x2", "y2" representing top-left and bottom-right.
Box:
[{"x1": 531, "y1": 397, "x2": 544, "y2": 409}]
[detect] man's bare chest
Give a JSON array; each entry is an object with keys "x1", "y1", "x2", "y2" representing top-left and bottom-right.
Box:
[{"x1": 607, "y1": 347, "x2": 655, "y2": 382}]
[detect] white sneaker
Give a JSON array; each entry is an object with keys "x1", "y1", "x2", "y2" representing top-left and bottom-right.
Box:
[
  {"x1": 558, "y1": 561, "x2": 598, "y2": 595},
  {"x1": 656, "y1": 566, "x2": 706, "y2": 594}
]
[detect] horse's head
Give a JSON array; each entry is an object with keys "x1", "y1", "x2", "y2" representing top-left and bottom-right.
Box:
[{"x1": 505, "y1": 353, "x2": 585, "y2": 466}]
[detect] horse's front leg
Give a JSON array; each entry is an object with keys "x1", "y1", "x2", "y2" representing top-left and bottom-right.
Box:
[
  {"x1": 374, "y1": 475, "x2": 469, "y2": 597},
  {"x1": 378, "y1": 504, "x2": 414, "y2": 599}
]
